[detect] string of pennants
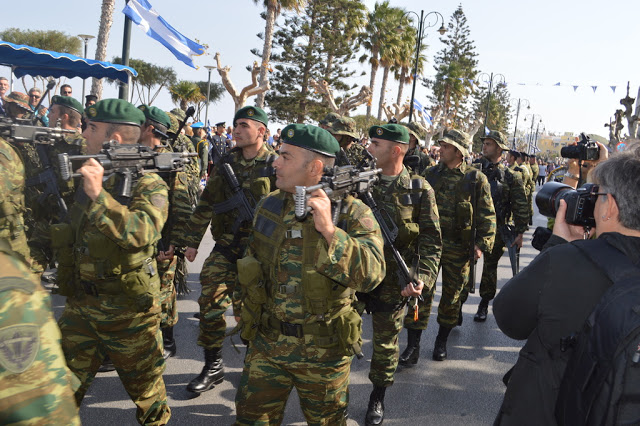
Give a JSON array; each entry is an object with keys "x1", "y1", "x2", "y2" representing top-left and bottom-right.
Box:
[{"x1": 415, "y1": 75, "x2": 623, "y2": 94}]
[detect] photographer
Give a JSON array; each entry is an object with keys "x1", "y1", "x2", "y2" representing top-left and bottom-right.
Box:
[{"x1": 492, "y1": 144, "x2": 640, "y2": 425}]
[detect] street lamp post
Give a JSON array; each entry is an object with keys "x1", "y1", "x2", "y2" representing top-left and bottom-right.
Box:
[
  {"x1": 404, "y1": 10, "x2": 446, "y2": 123},
  {"x1": 204, "y1": 65, "x2": 217, "y2": 128},
  {"x1": 534, "y1": 122, "x2": 545, "y2": 152},
  {"x1": 478, "y1": 72, "x2": 505, "y2": 132},
  {"x1": 509, "y1": 98, "x2": 530, "y2": 149},
  {"x1": 77, "y1": 34, "x2": 95, "y2": 100}
]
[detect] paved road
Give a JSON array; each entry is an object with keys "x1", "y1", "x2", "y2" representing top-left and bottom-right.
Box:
[{"x1": 49, "y1": 188, "x2": 547, "y2": 426}]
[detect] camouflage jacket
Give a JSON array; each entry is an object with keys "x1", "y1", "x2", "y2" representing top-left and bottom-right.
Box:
[
  {"x1": 336, "y1": 142, "x2": 366, "y2": 166},
  {"x1": 475, "y1": 157, "x2": 529, "y2": 234},
  {"x1": 176, "y1": 143, "x2": 276, "y2": 256},
  {"x1": 512, "y1": 163, "x2": 533, "y2": 197},
  {"x1": 370, "y1": 166, "x2": 441, "y2": 302},
  {"x1": 423, "y1": 162, "x2": 496, "y2": 252},
  {"x1": 0, "y1": 138, "x2": 30, "y2": 263},
  {"x1": 64, "y1": 172, "x2": 169, "y2": 316},
  {"x1": 0, "y1": 243, "x2": 80, "y2": 425},
  {"x1": 243, "y1": 190, "x2": 385, "y2": 361}
]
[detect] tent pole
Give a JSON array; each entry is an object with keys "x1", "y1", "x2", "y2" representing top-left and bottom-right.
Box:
[{"x1": 119, "y1": 0, "x2": 132, "y2": 101}]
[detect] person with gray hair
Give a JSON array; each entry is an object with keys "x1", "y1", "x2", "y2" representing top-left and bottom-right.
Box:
[
  {"x1": 492, "y1": 144, "x2": 640, "y2": 425},
  {"x1": 0, "y1": 76, "x2": 9, "y2": 115}
]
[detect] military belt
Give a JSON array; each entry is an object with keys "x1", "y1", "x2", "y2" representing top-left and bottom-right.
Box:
[
  {"x1": 264, "y1": 314, "x2": 337, "y2": 339},
  {"x1": 78, "y1": 279, "x2": 121, "y2": 297},
  {"x1": 266, "y1": 315, "x2": 304, "y2": 338}
]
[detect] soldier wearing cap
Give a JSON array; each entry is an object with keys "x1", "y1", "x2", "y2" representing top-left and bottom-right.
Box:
[
  {"x1": 177, "y1": 106, "x2": 277, "y2": 394},
  {"x1": 401, "y1": 121, "x2": 435, "y2": 175},
  {"x1": 139, "y1": 105, "x2": 195, "y2": 359},
  {"x1": 327, "y1": 115, "x2": 365, "y2": 166},
  {"x1": 84, "y1": 94, "x2": 98, "y2": 108},
  {"x1": 471, "y1": 130, "x2": 528, "y2": 322},
  {"x1": 360, "y1": 123, "x2": 441, "y2": 425},
  {"x1": 399, "y1": 129, "x2": 495, "y2": 363},
  {"x1": 2, "y1": 92, "x2": 31, "y2": 119},
  {"x1": 516, "y1": 152, "x2": 534, "y2": 224},
  {"x1": 55, "y1": 99, "x2": 171, "y2": 424},
  {"x1": 208, "y1": 121, "x2": 229, "y2": 175},
  {"x1": 318, "y1": 111, "x2": 341, "y2": 130},
  {"x1": 234, "y1": 123, "x2": 385, "y2": 425},
  {"x1": 189, "y1": 121, "x2": 208, "y2": 178}
]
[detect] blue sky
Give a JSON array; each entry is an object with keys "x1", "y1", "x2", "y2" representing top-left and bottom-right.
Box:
[{"x1": 3, "y1": 0, "x2": 637, "y2": 139}]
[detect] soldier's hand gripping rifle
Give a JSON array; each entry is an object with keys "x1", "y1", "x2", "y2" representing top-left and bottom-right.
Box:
[
  {"x1": 58, "y1": 140, "x2": 197, "y2": 198},
  {"x1": 294, "y1": 162, "x2": 381, "y2": 224},
  {"x1": 211, "y1": 161, "x2": 258, "y2": 234},
  {"x1": 1, "y1": 120, "x2": 76, "y2": 220}
]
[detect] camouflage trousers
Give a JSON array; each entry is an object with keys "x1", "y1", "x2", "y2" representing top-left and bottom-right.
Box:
[
  {"x1": 479, "y1": 235, "x2": 506, "y2": 301},
  {"x1": 234, "y1": 336, "x2": 350, "y2": 426},
  {"x1": 402, "y1": 279, "x2": 436, "y2": 331},
  {"x1": 158, "y1": 257, "x2": 178, "y2": 328},
  {"x1": 368, "y1": 305, "x2": 405, "y2": 387},
  {"x1": 197, "y1": 248, "x2": 238, "y2": 349},
  {"x1": 58, "y1": 302, "x2": 171, "y2": 425},
  {"x1": 0, "y1": 289, "x2": 80, "y2": 426}
]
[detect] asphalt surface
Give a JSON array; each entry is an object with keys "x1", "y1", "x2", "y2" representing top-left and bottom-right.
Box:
[{"x1": 49, "y1": 188, "x2": 547, "y2": 426}]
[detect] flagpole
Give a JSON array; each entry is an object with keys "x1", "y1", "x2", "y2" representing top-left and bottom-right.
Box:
[{"x1": 119, "y1": 0, "x2": 132, "y2": 101}]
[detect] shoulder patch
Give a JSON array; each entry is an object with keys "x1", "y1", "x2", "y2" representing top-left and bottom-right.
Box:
[
  {"x1": 0, "y1": 324, "x2": 40, "y2": 373},
  {"x1": 359, "y1": 217, "x2": 376, "y2": 231},
  {"x1": 150, "y1": 193, "x2": 167, "y2": 209}
]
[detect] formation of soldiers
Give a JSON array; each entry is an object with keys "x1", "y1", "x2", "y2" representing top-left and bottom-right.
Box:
[{"x1": 0, "y1": 86, "x2": 535, "y2": 425}]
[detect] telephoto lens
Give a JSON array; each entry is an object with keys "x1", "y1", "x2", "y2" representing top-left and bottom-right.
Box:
[{"x1": 535, "y1": 181, "x2": 597, "y2": 227}]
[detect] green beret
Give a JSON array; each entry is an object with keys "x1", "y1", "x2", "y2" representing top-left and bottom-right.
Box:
[
  {"x1": 170, "y1": 108, "x2": 186, "y2": 121},
  {"x1": 51, "y1": 95, "x2": 84, "y2": 115},
  {"x1": 138, "y1": 104, "x2": 171, "y2": 129},
  {"x1": 328, "y1": 116, "x2": 359, "y2": 139},
  {"x1": 368, "y1": 123, "x2": 410, "y2": 144},
  {"x1": 281, "y1": 124, "x2": 339, "y2": 158},
  {"x1": 437, "y1": 129, "x2": 471, "y2": 157},
  {"x1": 234, "y1": 106, "x2": 268, "y2": 127},
  {"x1": 85, "y1": 99, "x2": 145, "y2": 127},
  {"x1": 481, "y1": 129, "x2": 509, "y2": 150}
]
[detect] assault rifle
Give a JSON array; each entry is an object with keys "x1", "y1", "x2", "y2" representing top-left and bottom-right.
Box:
[
  {"x1": 169, "y1": 106, "x2": 195, "y2": 147},
  {"x1": 499, "y1": 224, "x2": 520, "y2": 276},
  {"x1": 294, "y1": 162, "x2": 381, "y2": 224},
  {"x1": 58, "y1": 141, "x2": 197, "y2": 198},
  {"x1": 1, "y1": 119, "x2": 76, "y2": 220}
]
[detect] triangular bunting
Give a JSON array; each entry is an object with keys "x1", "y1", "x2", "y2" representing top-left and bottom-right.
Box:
[
  {"x1": 591, "y1": 86, "x2": 597, "y2": 93},
  {"x1": 573, "y1": 86, "x2": 579, "y2": 92},
  {"x1": 554, "y1": 82, "x2": 561, "y2": 86},
  {"x1": 610, "y1": 86, "x2": 616, "y2": 93}
]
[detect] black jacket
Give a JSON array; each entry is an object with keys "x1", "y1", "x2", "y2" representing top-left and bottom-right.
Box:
[{"x1": 493, "y1": 232, "x2": 640, "y2": 425}]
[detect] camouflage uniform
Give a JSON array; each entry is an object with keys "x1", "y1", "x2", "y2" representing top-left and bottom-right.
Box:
[
  {"x1": 403, "y1": 145, "x2": 434, "y2": 175},
  {"x1": 475, "y1": 157, "x2": 528, "y2": 302},
  {"x1": 512, "y1": 163, "x2": 533, "y2": 223},
  {"x1": 0, "y1": 137, "x2": 30, "y2": 263},
  {"x1": 413, "y1": 161, "x2": 496, "y2": 329},
  {"x1": 0, "y1": 241, "x2": 80, "y2": 425},
  {"x1": 234, "y1": 190, "x2": 386, "y2": 425},
  {"x1": 530, "y1": 161, "x2": 539, "y2": 185},
  {"x1": 328, "y1": 116, "x2": 365, "y2": 166},
  {"x1": 55, "y1": 172, "x2": 171, "y2": 425},
  {"x1": 363, "y1": 167, "x2": 441, "y2": 387},
  {"x1": 175, "y1": 143, "x2": 276, "y2": 350}
]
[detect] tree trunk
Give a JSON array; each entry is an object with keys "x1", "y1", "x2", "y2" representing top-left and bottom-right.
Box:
[
  {"x1": 366, "y1": 52, "x2": 378, "y2": 117},
  {"x1": 396, "y1": 67, "x2": 407, "y2": 106},
  {"x1": 297, "y1": 4, "x2": 318, "y2": 123},
  {"x1": 377, "y1": 65, "x2": 390, "y2": 120},
  {"x1": 91, "y1": 0, "x2": 115, "y2": 100},
  {"x1": 256, "y1": 1, "x2": 277, "y2": 108}
]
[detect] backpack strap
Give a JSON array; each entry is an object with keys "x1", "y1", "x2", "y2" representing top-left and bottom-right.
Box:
[{"x1": 571, "y1": 238, "x2": 640, "y2": 283}]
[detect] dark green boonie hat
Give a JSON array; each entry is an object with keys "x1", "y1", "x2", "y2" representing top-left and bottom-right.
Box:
[
  {"x1": 165, "y1": 112, "x2": 179, "y2": 134},
  {"x1": 328, "y1": 116, "x2": 359, "y2": 139},
  {"x1": 234, "y1": 105, "x2": 268, "y2": 127},
  {"x1": 51, "y1": 95, "x2": 84, "y2": 115},
  {"x1": 319, "y1": 111, "x2": 341, "y2": 126},
  {"x1": 85, "y1": 98, "x2": 145, "y2": 127},
  {"x1": 402, "y1": 121, "x2": 426, "y2": 141},
  {"x1": 170, "y1": 108, "x2": 186, "y2": 121},
  {"x1": 138, "y1": 104, "x2": 171, "y2": 129},
  {"x1": 369, "y1": 123, "x2": 410, "y2": 144},
  {"x1": 481, "y1": 129, "x2": 509, "y2": 150},
  {"x1": 281, "y1": 124, "x2": 339, "y2": 158},
  {"x1": 437, "y1": 128, "x2": 471, "y2": 157}
]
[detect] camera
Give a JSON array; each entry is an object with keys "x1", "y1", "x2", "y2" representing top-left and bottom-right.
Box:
[
  {"x1": 560, "y1": 133, "x2": 599, "y2": 161},
  {"x1": 535, "y1": 181, "x2": 598, "y2": 227}
]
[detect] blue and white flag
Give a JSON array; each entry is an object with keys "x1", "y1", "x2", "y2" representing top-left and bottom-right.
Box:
[
  {"x1": 485, "y1": 126, "x2": 490, "y2": 135},
  {"x1": 123, "y1": 0, "x2": 205, "y2": 68},
  {"x1": 413, "y1": 98, "x2": 424, "y2": 113}
]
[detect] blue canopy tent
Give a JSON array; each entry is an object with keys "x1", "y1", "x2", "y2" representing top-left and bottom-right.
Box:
[{"x1": 0, "y1": 40, "x2": 137, "y2": 84}]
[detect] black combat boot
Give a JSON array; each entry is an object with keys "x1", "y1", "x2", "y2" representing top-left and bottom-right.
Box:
[
  {"x1": 365, "y1": 386, "x2": 386, "y2": 426},
  {"x1": 474, "y1": 298, "x2": 490, "y2": 322},
  {"x1": 162, "y1": 326, "x2": 177, "y2": 359},
  {"x1": 398, "y1": 329, "x2": 422, "y2": 366},
  {"x1": 186, "y1": 348, "x2": 224, "y2": 393},
  {"x1": 432, "y1": 325, "x2": 452, "y2": 361},
  {"x1": 457, "y1": 306, "x2": 464, "y2": 326},
  {"x1": 97, "y1": 355, "x2": 115, "y2": 373}
]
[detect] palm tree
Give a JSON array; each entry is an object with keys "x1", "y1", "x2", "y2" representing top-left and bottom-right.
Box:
[
  {"x1": 375, "y1": 7, "x2": 406, "y2": 120},
  {"x1": 169, "y1": 81, "x2": 205, "y2": 112},
  {"x1": 90, "y1": 0, "x2": 115, "y2": 100},
  {"x1": 394, "y1": 20, "x2": 426, "y2": 107},
  {"x1": 360, "y1": 1, "x2": 397, "y2": 118},
  {"x1": 253, "y1": 0, "x2": 306, "y2": 108}
]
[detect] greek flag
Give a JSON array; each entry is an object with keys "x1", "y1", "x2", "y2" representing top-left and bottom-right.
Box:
[
  {"x1": 485, "y1": 126, "x2": 490, "y2": 135},
  {"x1": 413, "y1": 98, "x2": 433, "y2": 125},
  {"x1": 123, "y1": 0, "x2": 205, "y2": 68}
]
